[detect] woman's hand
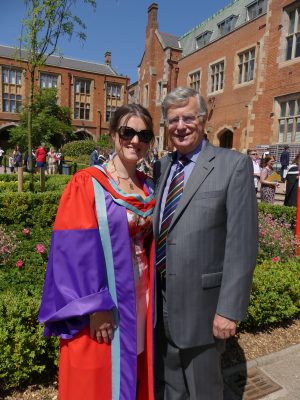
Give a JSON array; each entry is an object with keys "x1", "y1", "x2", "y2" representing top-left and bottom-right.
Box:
[{"x1": 90, "y1": 310, "x2": 115, "y2": 344}]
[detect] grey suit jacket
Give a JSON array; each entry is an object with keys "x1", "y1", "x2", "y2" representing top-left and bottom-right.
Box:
[{"x1": 153, "y1": 143, "x2": 258, "y2": 348}]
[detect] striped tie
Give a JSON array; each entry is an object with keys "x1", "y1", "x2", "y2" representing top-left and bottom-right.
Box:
[{"x1": 156, "y1": 156, "x2": 189, "y2": 277}]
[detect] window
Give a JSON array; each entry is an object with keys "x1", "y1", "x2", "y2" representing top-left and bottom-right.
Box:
[
  {"x1": 2, "y1": 67, "x2": 22, "y2": 113},
  {"x1": 106, "y1": 83, "x2": 122, "y2": 100},
  {"x1": 238, "y1": 48, "x2": 255, "y2": 84},
  {"x1": 156, "y1": 81, "x2": 167, "y2": 103},
  {"x1": 196, "y1": 31, "x2": 212, "y2": 49},
  {"x1": 188, "y1": 70, "x2": 201, "y2": 92},
  {"x1": 247, "y1": 0, "x2": 267, "y2": 20},
  {"x1": 285, "y1": 6, "x2": 300, "y2": 61},
  {"x1": 40, "y1": 73, "x2": 58, "y2": 88},
  {"x1": 106, "y1": 105, "x2": 117, "y2": 122},
  {"x1": 74, "y1": 79, "x2": 91, "y2": 120},
  {"x1": 210, "y1": 61, "x2": 224, "y2": 93},
  {"x1": 218, "y1": 15, "x2": 238, "y2": 36},
  {"x1": 278, "y1": 97, "x2": 300, "y2": 143},
  {"x1": 143, "y1": 84, "x2": 149, "y2": 107}
]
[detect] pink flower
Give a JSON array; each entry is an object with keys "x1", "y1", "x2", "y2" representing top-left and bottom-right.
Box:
[
  {"x1": 1, "y1": 246, "x2": 9, "y2": 253},
  {"x1": 36, "y1": 243, "x2": 45, "y2": 254},
  {"x1": 272, "y1": 256, "x2": 280, "y2": 262},
  {"x1": 22, "y1": 228, "x2": 30, "y2": 236},
  {"x1": 16, "y1": 260, "x2": 23, "y2": 268}
]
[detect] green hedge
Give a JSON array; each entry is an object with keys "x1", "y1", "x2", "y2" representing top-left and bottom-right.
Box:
[
  {"x1": 242, "y1": 258, "x2": 300, "y2": 329},
  {"x1": 63, "y1": 140, "x2": 96, "y2": 157},
  {"x1": 0, "y1": 192, "x2": 62, "y2": 227}
]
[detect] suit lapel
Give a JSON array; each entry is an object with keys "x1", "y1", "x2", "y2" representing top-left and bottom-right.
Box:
[
  {"x1": 168, "y1": 143, "x2": 216, "y2": 232},
  {"x1": 153, "y1": 153, "x2": 174, "y2": 237}
]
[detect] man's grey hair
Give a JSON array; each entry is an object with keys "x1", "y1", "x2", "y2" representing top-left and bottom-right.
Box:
[{"x1": 161, "y1": 87, "x2": 208, "y2": 121}]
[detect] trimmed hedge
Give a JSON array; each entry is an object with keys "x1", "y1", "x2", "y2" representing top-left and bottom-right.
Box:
[
  {"x1": 258, "y1": 202, "x2": 296, "y2": 227},
  {"x1": 63, "y1": 140, "x2": 97, "y2": 157},
  {"x1": 242, "y1": 258, "x2": 300, "y2": 329}
]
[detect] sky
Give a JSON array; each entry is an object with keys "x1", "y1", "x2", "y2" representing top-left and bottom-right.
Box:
[{"x1": 0, "y1": 0, "x2": 232, "y2": 83}]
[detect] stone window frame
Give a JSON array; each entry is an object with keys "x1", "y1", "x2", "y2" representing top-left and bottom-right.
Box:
[
  {"x1": 73, "y1": 77, "x2": 93, "y2": 121},
  {"x1": 285, "y1": 3, "x2": 300, "y2": 61},
  {"x1": 234, "y1": 46, "x2": 256, "y2": 87},
  {"x1": 156, "y1": 80, "x2": 167, "y2": 105},
  {"x1": 105, "y1": 82, "x2": 124, "y2": 122},
  {"x1": 143, "y1": 83, "x2": 149, "y2": 108},
  {"x1": 208, "y1": 58, "x2": 225, "y2": 95},
  {"x1": 247, "y1": 0, "x2": 267, "y2": 21},
  {"x1": 1, "y1": 66, "x2": 23, "y2": 113},
  {"x1": 275, "y1": 94, "x2": 300, "y2": 144},
  {"x1": 187, "y1": 69, "x2": 201, "y2": 93}
]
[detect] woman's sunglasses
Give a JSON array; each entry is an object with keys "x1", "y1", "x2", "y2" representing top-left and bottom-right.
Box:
[{"x1": 118, "y1": 126, "x2": 154, "y2": 143}]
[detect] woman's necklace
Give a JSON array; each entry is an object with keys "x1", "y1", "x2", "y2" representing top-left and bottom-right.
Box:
[{"x1": 111, "y1": 159, "x2": 135, "y2": 190}]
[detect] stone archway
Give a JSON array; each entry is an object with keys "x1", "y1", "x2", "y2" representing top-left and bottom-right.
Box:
[
  {"x1": 219, "y1": 129, "x2": 233, "y2": 149},
  {"x1": 0, "y1": 123, "x2": 18, "y2": 149},
  {"x1": 74, "y1": 128, "x2": 93, "y2": 140}
]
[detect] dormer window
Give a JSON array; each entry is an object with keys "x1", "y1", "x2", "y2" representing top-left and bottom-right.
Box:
[
  {"x1": 247, "y1": 0, "x2": 267, "y2": 21},
  {"x1": 218, "y1": 15, "x2": 238, "y2": 36},
  {"x1": 195, "y1": 31, "x2": 212, "y2": 49}
]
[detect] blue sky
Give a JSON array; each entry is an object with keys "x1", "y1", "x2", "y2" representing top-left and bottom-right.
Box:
[{"x1": 1, "y1": 0, "x2": 231, "y2": 83}]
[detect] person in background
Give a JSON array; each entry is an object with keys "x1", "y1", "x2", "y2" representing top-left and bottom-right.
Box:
[
  {"x1": 38, "y1": 104, "x2": 156, "y2": 400},
  {"x1": 35, "y1": 143, "x2": 47, "y2": 170},
  {"x1": 56, "y1": 147, "x2": 64, "y2": 174},
  {"x1": 47, "y1": 147, "x2": 58, "y2": 174},
  {"x1": 153, "y1": 87, "x2": 258, "y2": 399},
  {"x1": 90, "y1": 146, "x2": 101, "y2": 166},
  {"x1": 280, "y1": 145, "x2": 290, "y2": 182},
  {"x1": 247, "y1": 149, "x2": 261, "y2": 193},
  {"x1": 13, "y1": 145, "x2": 22, "y2": 170},
  {"x1": 0, "y1": 146, "x2": 4, "y2": 167},
  {"x1": 9, "y1": 152, "x2": 15, "y2": 173},
  {"x1": 260, "y1": 155, "x2": 279, "y2": 203},
  {"x1": 284, "y1": 152, "x2": 300, "y2": 207}
]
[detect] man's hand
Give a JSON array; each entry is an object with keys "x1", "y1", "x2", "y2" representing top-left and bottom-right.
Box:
[
  {"x1": 90, "y1": 310, "x2": 115, "y2": 344},
  {"x1": 213, "y1": 314, "x2": 237, "y2": 339}
]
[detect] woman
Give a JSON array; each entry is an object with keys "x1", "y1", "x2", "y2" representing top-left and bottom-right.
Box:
[
  {"x1": 38, "y1": 104, "x2": 156, "y2": 400},
  {"x1": 284, "y1": 152, "x2": 299, "y2": 207},
  {"x1": 47, "y1": 147, "x2": 58, "y2": 174},
  {"x1": 260, "y1": 155, "x2": 279, "y2": 203}
]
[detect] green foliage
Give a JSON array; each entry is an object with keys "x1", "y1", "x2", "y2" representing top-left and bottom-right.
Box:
[
  {"x1": 0, "y1": 174, "x2": 70, "y2": 193},
  {"x1": 258, "y1": 202, "x2": 296, "y2": 227},
  {"x1": 0, "y1": 192, "x2": 62, "y2": 227},
  {"x1": 9, "y1": 88, "x2": 74, "y2": 149},
  {"x1": 0, "y1": 225, "x2": 59, "y2": 391},
  {"x1": 242, "y1": 258, "x2": 300, "y2": 329},
  {"x1": 258, "y1": 212, "x2": 297, "y2": 263},
  {"x1": 63, "y1": 140, "x2": 97, "y2": 157},
  {"x1": 97, "y1": 134, "x2": 112, "y2": 151}
]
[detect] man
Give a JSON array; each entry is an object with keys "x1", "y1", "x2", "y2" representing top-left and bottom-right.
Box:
[
  {"x1": 0, "y1": 146, "x2": 4, "y2": 167},
  {"x1": 280, "y1": 145, "x2": 290, "y2": 182},
  {"x1": 247, "y1": 149, "x2": 261, "y2": 193},
  {"x1": 90, "y1": 147, "x2": 101, "y2": 166},
  {"x1": 35, "y1": 143, "x2": 47, "y2": 169},
  {"x1": 153, "y1": 87, "x2": 258, "y2": 399}
]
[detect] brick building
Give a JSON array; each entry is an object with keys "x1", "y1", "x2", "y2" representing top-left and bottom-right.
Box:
[
  {"x1": 136, "y1": 0, "x2": 300, "y2": 159},
  {"x1": 0, "y1": 45, "x2": 128, "y2": 148}
]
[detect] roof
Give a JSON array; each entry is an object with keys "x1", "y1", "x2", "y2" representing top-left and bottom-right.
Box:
[
  {"x1": 157, "y1": 32, "x2": 181, "y2": 50},
  {"x1": 0, "y1": 44, "x2": 123, "y2": 77},
  {"x1": 179, "y1": 0, "x2": 268, "y2": 57}
]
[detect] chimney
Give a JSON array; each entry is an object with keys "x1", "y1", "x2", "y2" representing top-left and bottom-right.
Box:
[
  {"x1": 147, "y1": 3, "x2": 158, "y2": 33},
  {"x1": 104, "y1": 51, "x2": 111, "y2": 66}
]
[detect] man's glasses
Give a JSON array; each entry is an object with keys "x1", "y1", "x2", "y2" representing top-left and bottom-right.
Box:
[
  {"x1": 167, "y1": 115, "x2": 201, "y2": 127},
  {"x1": 117, "y1": 126, "x2": 154, "y2": 143},
  {"x1": 250, "y1": 153, "x2": 257, "y2": 156}
]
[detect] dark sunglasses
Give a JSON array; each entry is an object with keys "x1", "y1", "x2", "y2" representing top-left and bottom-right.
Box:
[{"x1": 118, "y1": 126, "x2": 154, "y2": 143}]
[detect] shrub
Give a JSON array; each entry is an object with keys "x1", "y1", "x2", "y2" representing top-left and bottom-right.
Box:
[
  {"x1": 0, "y1": 225, "x2": 59, "y2": 391},
  {"x1": 0, "y1": 192, "x2": 62, "y2": 227},
  {"x1": 0, "y1": 227, "x2": 17, "y2": 265},
  {"x1": 63, "y1": 140, "x2": 96, "y2": 157},
  {"x1": 242, "y1": 258, "x2": 300, "y2": 329},
  {"x1": 258, "y1": 213, "x2": 298, "y2": 263},
  {"x1": 258, "y1": 202, "x2": 296, "y2": 227}
]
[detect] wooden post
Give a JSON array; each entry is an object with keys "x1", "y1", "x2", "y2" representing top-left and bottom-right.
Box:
[
  {"x1": 17, "y1": 167, "x2": 23, "y2": 192},
  {"x1": 40, "y1": 167, "x2": 45, "y2": 192}
]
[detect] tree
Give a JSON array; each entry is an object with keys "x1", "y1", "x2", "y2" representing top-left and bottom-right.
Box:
[
  {"x1": 17, "y1": 0, "x2": 96, "y2": 177},
  {"x1": 10, "y1": 88, "x2": 75, "y2": 150}
]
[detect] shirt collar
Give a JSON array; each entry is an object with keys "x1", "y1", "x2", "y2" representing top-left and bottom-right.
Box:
[{"x1": 176, "y1": 139, "x2": 206, "y2": 164}]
